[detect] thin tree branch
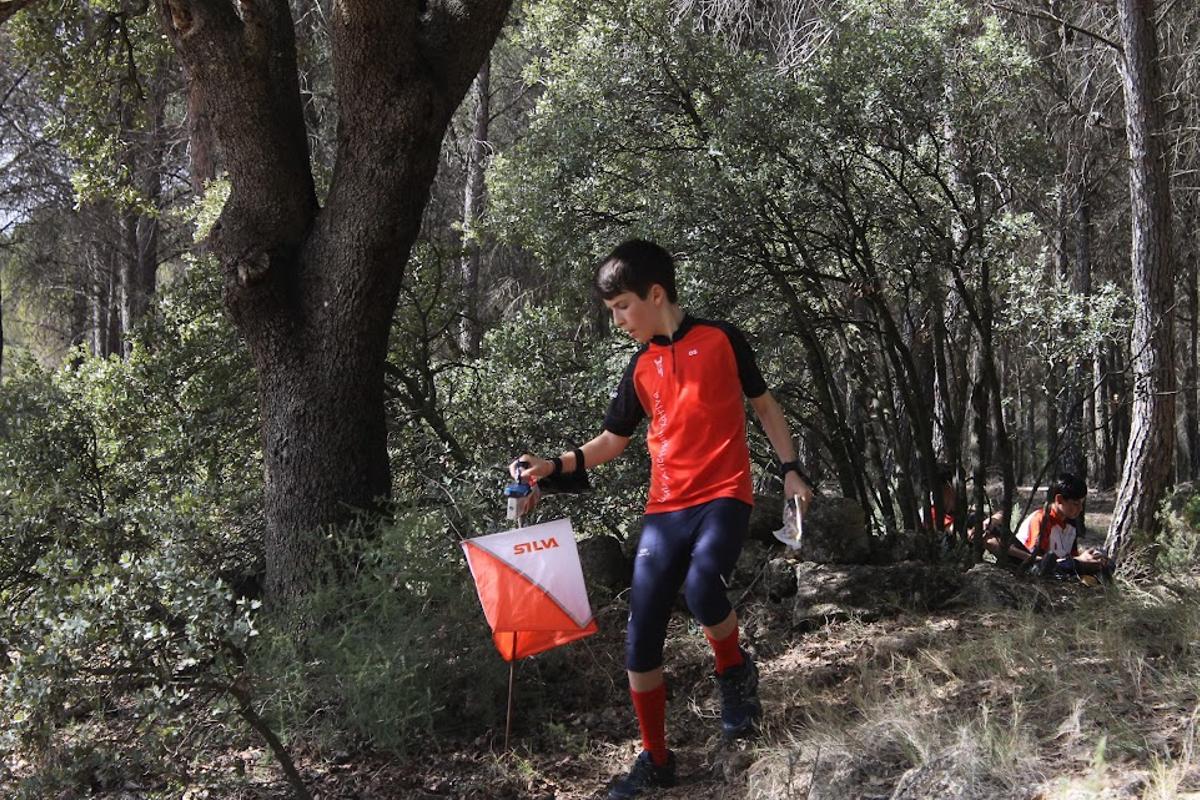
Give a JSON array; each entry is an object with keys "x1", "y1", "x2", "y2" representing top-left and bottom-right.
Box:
[{"x1": 988, "y1": 2, "x2": 1123, "y2": 54}]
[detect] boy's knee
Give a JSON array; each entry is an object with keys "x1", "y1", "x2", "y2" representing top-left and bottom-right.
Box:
[
  {"x1": 625, "y1": 626, "x2": 667, "y2": 672},
  {"x1": 683, "y1": 578, "x2": 731, "y2": 628}
]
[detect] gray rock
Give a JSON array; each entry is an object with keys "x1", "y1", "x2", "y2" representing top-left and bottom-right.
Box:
[
  {"x1": 764, "y1": 557, "x2": 798, "y2": 598},
  {"x1": 794, "y1": 562, "x2": 963, "y2": 626},
  {"x1": 870, "y1": 528, "x2": 925, "y2": 564},
  {"x1": 731, "y1": 543, "x2": 799, "y2": 599},
  {"x1": 753, "y1": 495, "x2": 871, "y2": 563},
  {"x1": 940, "y1": 562, "x2": 1035, "y2": 611},
  {"x1": 734, "y1": 539, "x2": 771, "y2": 587},
  {"x1": 748, "y1": 494, "x2": 786, "y2": 542},
  {"x1": 799, "y1": 497, "x2": 872, "y2": 564}
]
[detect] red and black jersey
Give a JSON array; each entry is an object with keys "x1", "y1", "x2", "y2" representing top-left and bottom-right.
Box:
[
  {"x1": 603, "y1": 315, "x2": 767, "y2": 514},
  {"x1": 1018, "y1": 506, "x2": 1081, "y2": 557}
]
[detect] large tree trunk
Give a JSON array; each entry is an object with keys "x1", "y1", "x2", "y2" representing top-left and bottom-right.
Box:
[
  {"x1": 88, "y1": 214, "x2": 121, "y2": 358},
  {"x1": 158, "y1": 0, "x2": 513, "y2": 607},
  {"x1": 186, "y1": 75, "x2": 217, "y2": 194},
  {"x1": 116, "y1": 78, "x2": 167, "y2": 356},
  {"x1": 1107, "y1": 0, "x2": 1176, "y2": 559}
]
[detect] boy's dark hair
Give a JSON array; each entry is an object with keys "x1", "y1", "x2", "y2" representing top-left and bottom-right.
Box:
[
  {"x1": 594, "y1": 239, "x2": 678, "y2": 302},
  {"x1": 1050, "y1": 472, "x2": 1087, "y2": 502}
]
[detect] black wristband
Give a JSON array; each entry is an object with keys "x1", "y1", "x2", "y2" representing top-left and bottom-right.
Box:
[
  {"x1": 572, "y1": 447, "x2": 586, "y2": 473},
  {"x1": 550, "y1": 456, "x2": 563, "y2": 476},
  {"x1": 779, "y1": 459, "x2": 812, "y2": 486}
]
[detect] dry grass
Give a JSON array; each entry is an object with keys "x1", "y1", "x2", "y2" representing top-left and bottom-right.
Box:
[{"x1": 746, "y1": 572, "x2": 1200, "y2": 800}]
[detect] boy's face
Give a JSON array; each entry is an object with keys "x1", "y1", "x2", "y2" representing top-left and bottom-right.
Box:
[
  {"x1": 1053, "y1": 493, "x2": 1085, "y2": 521},
  {"x1": 603, "y1": 287, "x2": 665, "y2": 344}
]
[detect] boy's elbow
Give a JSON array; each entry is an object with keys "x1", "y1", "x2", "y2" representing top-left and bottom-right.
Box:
[
  {"x1": 749, "y1": 390, "x2": 775, "y2": 416},
  {"x1": 605, "y1": 431, "x2": 631, "y2": 456}
]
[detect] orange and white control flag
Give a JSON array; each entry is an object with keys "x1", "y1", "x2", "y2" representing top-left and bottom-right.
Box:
[{"x1": 462, "y1": 518, "x2": 598, "y2": 661}]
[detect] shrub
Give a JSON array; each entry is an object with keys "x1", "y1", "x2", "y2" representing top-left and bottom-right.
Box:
[{"x1": 253, "y1": 507, "x2": 511, "y2": 754}]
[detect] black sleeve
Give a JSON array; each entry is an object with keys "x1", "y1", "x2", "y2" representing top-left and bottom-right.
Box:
[
  {"x1": 602, "y1": 351, "x2": 647, "y2": 437},
  {"x1": 718, "y1": 322, "x2": 768, "y2": 398}
]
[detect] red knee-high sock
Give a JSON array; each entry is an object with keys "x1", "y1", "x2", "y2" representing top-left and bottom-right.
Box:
[
  {"x1": 706, "y1": 627, "x2": 745, "y2": 675},
  {"x1": 629, "y1": 683, "x2": 669, "y2": 766}
]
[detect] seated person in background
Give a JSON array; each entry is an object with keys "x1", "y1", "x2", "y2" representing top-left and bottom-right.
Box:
[
  {"x1": 922, "y1": 465, "x2": 960, "y2": 536},
  {"x1": 923, "y1": 465, "x2": 1031, "y2": 564},
  {"x1": 1017, "y1": 473, "x2": 1110, "y2": 577}
]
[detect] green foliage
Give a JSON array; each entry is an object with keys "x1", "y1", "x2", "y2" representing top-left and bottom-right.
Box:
[
  {"x1": 441, "y1": 305, "x2": 652, "y2": 539},
  {"x1": 385, "y1": 238, "x2": 652, "y2": 540},
  {"x1": 1149, "y1": 485, "x2": 1200, "y2": 572},
  {"x1": 3, "y1": 544, "x2": 260, "y2": 797},
  {"x1": 490, "y1": 0, "x2": 1042, "y2": 302},
  {"x1": 8, "y1": 1, "x2": 174, "y2": 210},
  {"x1": 0, "y1": 255, "x2": 263, "y2": 792},
  {"x1": 485, "y1": 0, "x2": 1060, "y2": 519},
  {"x1": 254, "y1": 509, "x2": 510, "y2": 753}
]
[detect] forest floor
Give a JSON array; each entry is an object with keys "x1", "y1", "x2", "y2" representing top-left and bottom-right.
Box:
[
  {"x1": 213, "y1": 488, "x2": 1200, "y2": 800},
  {"x1": 20, "y1": 490, "x2": 1198, "y2": 800}
]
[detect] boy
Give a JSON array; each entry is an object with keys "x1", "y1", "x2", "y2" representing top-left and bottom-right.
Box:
[
  {"x1": 923, "y1": 465, "x2": 1031, "y2": 564},
  {"x1": 510, "y1": 239, "x2": 812, "y2": 799},
  {"x1": 1017, "y1": 473, "x2": 1110, "y2": 577}
]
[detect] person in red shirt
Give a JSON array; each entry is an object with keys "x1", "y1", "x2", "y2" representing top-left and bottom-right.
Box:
[
  {"x1": 922, "y1": 466, "x2": 1031, "y2": 564},
  {"x1": 512, "y1": 240, "x2": 812, "y2": 799},
  {"x1": 921, "y1": 465, "x2": 960, "y2": 536}
]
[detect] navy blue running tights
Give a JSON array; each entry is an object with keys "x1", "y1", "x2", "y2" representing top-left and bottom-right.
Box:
[{"x1": 625, "y1": 497, "x2": 751, "y2": 672}]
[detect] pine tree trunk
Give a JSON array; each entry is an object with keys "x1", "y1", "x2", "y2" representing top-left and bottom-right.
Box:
[
  {"x1": 1077, "y1": 172, "x2": 1100, "y2": 481},
  {"x1": 1184, "y1": 204, "x2": 1199, "y2": 479},
  {"x1": 1107, "y1": 0, "x2": 1176, "y2": 558},
  {"x1": 1094, "y1": 346, "x2": 1113, "y2": 488},
  {"x1": 460, "y1": 56, "x2": 490, "y2": 357}
]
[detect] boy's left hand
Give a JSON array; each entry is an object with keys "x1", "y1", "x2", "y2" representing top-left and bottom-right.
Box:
[{"x1": 784, "y1": 471, "x2": 813, "y2": 516}]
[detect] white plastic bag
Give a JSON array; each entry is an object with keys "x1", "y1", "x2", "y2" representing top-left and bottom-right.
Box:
[{"x1": 772, "y1": 495, "x2": 804, "y2": 551}]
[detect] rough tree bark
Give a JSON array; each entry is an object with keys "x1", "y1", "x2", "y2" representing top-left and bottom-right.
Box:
[
  {"x1": 185, "y1": 74, "x2": 217, "y2": 193},
  {"x1": 156, "y1": 0, "x2": 512, "y2": 606},
  {"x1": 1106, "y1": 0, "x2": 1176, "y2": 559}
]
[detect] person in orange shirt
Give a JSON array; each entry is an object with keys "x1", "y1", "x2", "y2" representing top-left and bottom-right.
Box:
[
  {"x1": 923, "y1": 466, "x2": 1031, "y2": 564},
  {"x1": 510, "y1": 239, "x2": 813, "y2": 799},
  {"x1": 1017, "y1": 473, "x2": 1110, "y2": 576}
]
